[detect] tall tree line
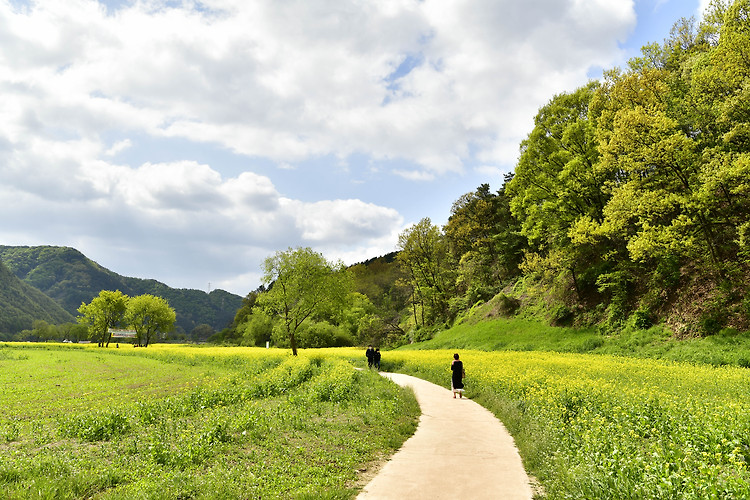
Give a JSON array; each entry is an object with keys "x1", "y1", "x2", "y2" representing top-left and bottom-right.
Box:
[{"x1": 397, "y1": 0, "x2": 750, "y2": 334}]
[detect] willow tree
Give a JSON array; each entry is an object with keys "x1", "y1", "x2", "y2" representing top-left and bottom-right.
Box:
[{"x1": 257, "y1": 247, "x2": 350, "y2": 356}]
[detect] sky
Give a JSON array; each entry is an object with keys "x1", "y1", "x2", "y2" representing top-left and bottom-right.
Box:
[{"x1": 0, "y1": 0, "x2": 711, "y2": 296}]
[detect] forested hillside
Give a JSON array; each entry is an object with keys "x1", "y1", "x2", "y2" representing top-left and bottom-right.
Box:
[
  {"x1": 395, "y1": 1, "x2": 750, "y2": 337},
  {"x1": 0, "y1": 259, "x2": 74, "y2": 334},
  {"x1": 216, "y1": 2, "x2": 750, "y2": 350},
  {"x1": 0, "y1": 246, "x2": 242, "y2": 334}
]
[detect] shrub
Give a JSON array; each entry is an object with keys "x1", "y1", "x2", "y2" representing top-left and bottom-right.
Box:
[
  {"x1": 699, "y1": 310, "x2": 726, "y2": 336},
  {"x1": 549, "y1": 305, "x2": 574, "y2": 326},
  {"x1": 241, "y1": 313, "x2": 273, "y2": 347},
  {"x1": 298, "y1": 321, "x2": 353, "y2": 348},
  {"x1": 630, "y1": 309, "x2": 653, "y2": 330},
  {"x1": 495, "y1": 293, "x2": 520, "y2": 316}
]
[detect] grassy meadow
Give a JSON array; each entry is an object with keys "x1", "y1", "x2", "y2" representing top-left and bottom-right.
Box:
[{"x1": 0, "y1": 343, "x2": 418, "y2": 499}]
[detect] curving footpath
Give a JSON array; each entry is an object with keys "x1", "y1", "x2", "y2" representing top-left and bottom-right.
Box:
[{"x1": 357, "y1": 372, "x2": 534, "y2": 500}]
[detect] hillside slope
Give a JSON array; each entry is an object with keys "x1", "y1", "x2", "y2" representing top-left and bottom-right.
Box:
[
  {"x1": 0, "y1": 246, "x2": 242, "y2": 333},
  {"x1": 0, "y1": 259, "x2": 74, "y2": 333}
]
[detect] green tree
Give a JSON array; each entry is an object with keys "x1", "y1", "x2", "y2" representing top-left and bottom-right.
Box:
[
  {"x1": 232, "y1": 291, "x2": 259, "y2": 328},
  {"x1": 240, "y1": 311, "x2": 273, "y2": 346},
  {"x1": 31, "y1": 320, "x2": 55, "y2": 341},
  {"x1": 588, "y1": 3, "x2": 749, "y2": 277},
  {"x1": 77, "y1": 290, "x2": 129, "y2": 347},
  {"x1": 509, "y1": 82, "x2": 605, "y2": 249},
  {"x1": 396, "y1": 218, "x2": 455, "y2": 325},
  {"x1": 508, "y1": 83, "x2": 608, "y2": 303},
  {"x1": 125, "y1": 294, "x2": 176, "y2": 347},
  {"x1": 444, "y1": 181, "x2": 526, "y2": 303},
  {"x1": 190, "y1": 323, "x2": 215, "y2": 342},
  {"x1": 691, "y1": 0, "x2": 750, "y2": 268},
  {"x1": 257, "y1": 247, "x2": 351, "y2": 356},
  {"x1": 59, "y1": 322, "x2": 88, "y2": 342}
]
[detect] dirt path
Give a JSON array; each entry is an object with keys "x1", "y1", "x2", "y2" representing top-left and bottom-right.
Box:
[{"x1": 357, "y1": 372, "x2": 534, "y2": 500}]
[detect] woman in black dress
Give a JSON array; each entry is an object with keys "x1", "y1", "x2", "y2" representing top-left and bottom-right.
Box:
[{"x1": 450, "y1": 353, "x2": 465, "y2": 398}]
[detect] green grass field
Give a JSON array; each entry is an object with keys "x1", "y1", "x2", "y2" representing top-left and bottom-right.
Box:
[{"x1": 0, "y1": 344, "x2": 418, "y2": 499}]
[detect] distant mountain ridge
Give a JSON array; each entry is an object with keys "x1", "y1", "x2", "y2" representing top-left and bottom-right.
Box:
[
  {"x1": 0, "y1": 245, "x2": 243, "y2": 333},
  {"x1": 0, "y1": 259, "x2": 74, "y2": 333}
]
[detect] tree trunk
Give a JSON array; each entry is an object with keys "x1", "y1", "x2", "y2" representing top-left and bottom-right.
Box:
[
  {"x1": 290, "y1": 331, "x2": 298, "y2": 356},
  {"x1": 570, "y1": 265, "x2": 582, "y2": 301}
]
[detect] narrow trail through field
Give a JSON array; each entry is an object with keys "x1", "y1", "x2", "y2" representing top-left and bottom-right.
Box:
[{"x1": 357, "y1": 372, "x2": 534, "y2": 500}]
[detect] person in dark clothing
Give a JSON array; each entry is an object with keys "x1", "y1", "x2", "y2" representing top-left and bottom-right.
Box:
[
  {"x1": 450, "y1": 353, "x2": 465, "y2": 398},
  {"x1": 366, "y1": 345, "x2": 375, "y2": 368},
  {"x1": 374, "y1": 348, "x2": 381, "y2": 370}
]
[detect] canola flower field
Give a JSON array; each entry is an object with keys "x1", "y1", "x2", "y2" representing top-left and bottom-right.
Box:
[
  {"x1": 355, "y1": 349, "x2": 750, "y2": 499},
  {"x1": 0, "y1": 343, "x2": 418, "y2": 499},
  {"x1": 4, "y1": 343, "x2": 750, "y2": 499}
]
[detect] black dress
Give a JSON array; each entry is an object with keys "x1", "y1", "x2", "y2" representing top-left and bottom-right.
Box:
[{"x1": 451, "y1": 360, "x2": 464, "y2": 390}]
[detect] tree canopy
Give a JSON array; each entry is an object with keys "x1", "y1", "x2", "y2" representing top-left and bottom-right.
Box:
[
  {"x1": 77, "y1": 291, "x2": 176, "y2": 347},
  {"x1": 77, "y1": 290, "x2": 129, "y2": 347},
  {"x1": 125, "y1": 294, "x2": 176, "y2": 347},
  {"x1": 257, "y1": 247, "x2": 351, "y2": 355}
]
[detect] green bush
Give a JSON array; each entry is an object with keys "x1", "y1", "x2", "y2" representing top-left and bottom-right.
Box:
[
  {"x1": 495, "y1": 293, "x2": 520, "y2": 316},
  {"x1": 549, "y1": 305, "x2": 574, "y2": 326},
  {"x1": 700, "y1": 310, "x2": 726, "y2": 336},
  {"x1": 240, "y1": 312, "x2": 273, "y2": 346},
  {"x1": 297, "y1": 321, "x2": 354, "y2": 348},
  {"x1": 630, "y1": 309, "x2": 653, "y2": 330}
]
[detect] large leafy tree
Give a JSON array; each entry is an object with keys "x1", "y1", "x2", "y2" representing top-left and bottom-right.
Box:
[
  {"x1": 77, "y1": 290, "x2": 128, "y2": 347},
  {"x1": 690, "y1": 0, "x2": 750, "y2": 272},
  {"x1": 125, "y1": 294, "x2": 176, "y2": 347},
  {"x1": 508, "y1": 83, "x2": 607, "y2": 301},
  {"x1": 444, "y1": 181, "x2": 525, "y2": 302},
  {"x1": 397, "y1": 218, "x2": 455, "y2": 325},
  {"x1": 257, "y1": 247, "x2": 350, "y2": 356},
  {"x1": 587, "y1": 1, "x2": 749, "y2": 276},
  {"x1": 567, "y1": 0, "x2": 750, "y2": 328}
]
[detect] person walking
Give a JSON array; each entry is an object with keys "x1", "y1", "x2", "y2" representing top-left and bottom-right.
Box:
[
  {"x1": 366, "y1": 345, "x2": 375, "y2": 368},
  {"x1": 374, "y1": 348, "x2": 381, "y2": 370},
  {"x1": 450, "y1": 353, "x2": 465, "y2": 398}
]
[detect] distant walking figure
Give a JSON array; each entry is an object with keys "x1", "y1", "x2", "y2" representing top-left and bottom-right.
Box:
[
  {"x1": 374, "y1": 348, "x2": 381, "y2": 370},
  {"x1": 450, "y1": 353, "x2": 465, "y2": 398},
  {"x1": 366, "y1": 345, "x2": 375, "y2": 368}
]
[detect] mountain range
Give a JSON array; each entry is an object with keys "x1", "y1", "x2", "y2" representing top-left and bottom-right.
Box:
[{"x1": 0, "y1": 245, "x2": 243, "y2": 335}]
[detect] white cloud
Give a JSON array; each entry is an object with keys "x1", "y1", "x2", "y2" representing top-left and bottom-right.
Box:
[
  {"x1": 105, "y1": 139, "x2": 132, "y2": 156},
  {"x1": 393, "y1": 169, "x2": 436, "y2": 181},
  {"x1": 474, "y1": 165, "x2": 503, "y2": 179},
  {"x1": 288, "y1": 199, "x2": 403, "y2": 244},
  {"x1": 0, "y1": 0, "x2": 646, "y2": 293},
  {"x1": 0, "y1": 0, "x2": 637, "y2": 172}
]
